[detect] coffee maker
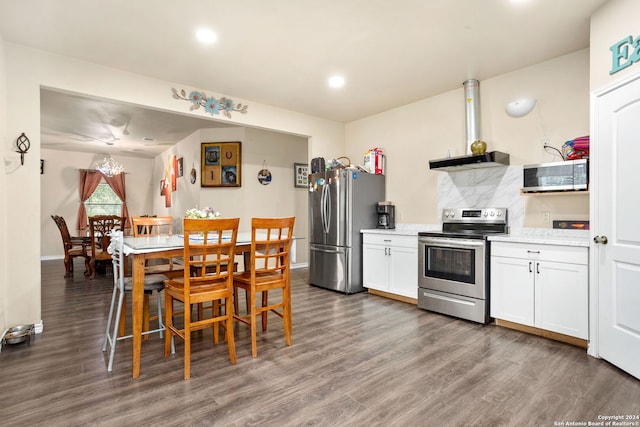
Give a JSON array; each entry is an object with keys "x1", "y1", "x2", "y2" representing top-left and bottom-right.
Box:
[{"x1": 376, "y1": 201, "x2": 395, "y2": 229}]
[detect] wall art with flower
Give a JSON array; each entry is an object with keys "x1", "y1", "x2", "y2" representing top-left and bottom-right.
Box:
[{"x1": 171, "y1": 88, "x2": 248, "y2": 119}]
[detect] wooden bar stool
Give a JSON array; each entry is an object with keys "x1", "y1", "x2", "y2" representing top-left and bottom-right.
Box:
[
  {"x1": 164, "y1": 218, "x2": 239, "y2": 379},
  {"x1": 232, "y1": 217, "x2": 295, "y2": 357}
]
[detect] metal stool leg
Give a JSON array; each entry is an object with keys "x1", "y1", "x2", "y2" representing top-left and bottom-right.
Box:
[{"x1": 156, "y1": 290, "x2": 164, "y2": 339}]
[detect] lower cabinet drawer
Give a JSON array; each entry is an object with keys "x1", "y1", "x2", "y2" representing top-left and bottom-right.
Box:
[
  {"x1": 491, "y1": 241, "x2": 587, "y2": 265},
  {"x1": 363, "y1": 233, "x2": 416, "y2": 248}
]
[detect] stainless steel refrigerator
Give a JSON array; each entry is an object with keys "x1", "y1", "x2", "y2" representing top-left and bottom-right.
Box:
[{"x1": 308, "y1": 169, "x2": 385, "y2": 293}]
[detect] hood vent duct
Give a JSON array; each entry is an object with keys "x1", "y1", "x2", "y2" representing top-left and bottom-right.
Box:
[
  {"x1": 464, "y1": 79, "x2": 481, "y2": 153},
  {"x1": 429, "y1": 79, "x2": 509, "y2": 171}
]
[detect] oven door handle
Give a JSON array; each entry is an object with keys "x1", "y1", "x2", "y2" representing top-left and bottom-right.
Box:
[{"x1": 419, "y1": 238, "x2": 485, "y2": 248}]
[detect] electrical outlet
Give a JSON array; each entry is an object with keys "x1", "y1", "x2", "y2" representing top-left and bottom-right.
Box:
[
  {"x1": 542, "y1": 211, "x2": 550, "y2": 223},
  {"x1": 542, "y1": 138, "x2": 550, "y2": 148}
]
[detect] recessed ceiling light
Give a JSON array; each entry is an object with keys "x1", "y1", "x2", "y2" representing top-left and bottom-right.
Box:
[
  {"x1": 196, "y1": 28, "x2": 217, "y2": 44},
  {"x1": 328, "y1": 75, "x2": 345, "y2": 89}
]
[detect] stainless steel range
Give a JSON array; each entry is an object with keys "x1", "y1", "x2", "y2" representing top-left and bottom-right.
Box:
[{"x1": 417, "y1": 208, "x2": 508, "y2": 324}]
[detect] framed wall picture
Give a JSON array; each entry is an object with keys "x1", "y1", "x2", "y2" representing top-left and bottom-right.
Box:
[
  {"x1": 201, "y1": 141, "x2": 241, "y2": 187},
  {"x1": 294, "y1": 163, "x2": 309, "y2": 188}
]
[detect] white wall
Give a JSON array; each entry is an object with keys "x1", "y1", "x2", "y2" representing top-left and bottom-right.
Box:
[
  {"x1": 0, "y1": 34, "x2": 7, "y2": 331},
  {"x1": 0, "y1": 43, "x2": 343, "y2": 332},
  {"x1": 150, "y1": 126, "x2": 309, "y2": 264},
  {"x1": 346, "y1": 50, "x2": 591, "y2": 227},
  {"x1": 3, "y1": 44, "x2": 42, "y2": 331},
  {"x1": 40, "y1": 149, "x2": 155, "y2": 258},
  {"x1": 590, "y1": 0, "x2": 640, "y2": 91},
  {"x1": 40, "y1": 127, "x2": 309, "y2": 264}
]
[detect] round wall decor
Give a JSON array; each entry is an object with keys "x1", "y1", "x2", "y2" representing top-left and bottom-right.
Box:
[{"x1": 257, "y1": 161, "x2": 272, "y2": 185}]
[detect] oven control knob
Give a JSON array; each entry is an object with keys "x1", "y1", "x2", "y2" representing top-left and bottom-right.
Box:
[
  {"x1": 490, "y1": 211, "x2": 495, "y2": 217},
  {"x1": 483, "y1": 211, "x2": 488, "y2": 217},
  {"x1": 449, "y1": 211, "x2": 455, "y2": 217},
  {"x1": 497, "y1": 211, "x2": 502, "y2": 217}
]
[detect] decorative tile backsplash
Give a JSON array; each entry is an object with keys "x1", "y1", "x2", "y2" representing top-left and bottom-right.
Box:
[{"x1": 437, "y1": 165, "x2": 525, "y2": 228}]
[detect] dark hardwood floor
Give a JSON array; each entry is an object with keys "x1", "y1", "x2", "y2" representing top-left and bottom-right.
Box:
[{"x1": 1, "y1": 260, "x2": 639, "y2": 426}]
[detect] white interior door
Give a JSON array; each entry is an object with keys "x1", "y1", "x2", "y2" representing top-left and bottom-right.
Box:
[{"x1": 592, "y1": 71, "x2": 640, "y2": 380}]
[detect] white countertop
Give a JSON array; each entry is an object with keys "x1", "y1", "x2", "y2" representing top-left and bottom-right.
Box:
[
  {"x1": 362, "y1": 225, "x2": 590, "y2": 247},
  {"x1": 361, "y1": 223, "x2": 440, "y2": 236},
  {"x1": 488, "y1": 228, "x2": 590, "y2": 247}
]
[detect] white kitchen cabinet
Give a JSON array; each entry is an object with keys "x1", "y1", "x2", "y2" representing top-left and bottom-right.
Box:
[
  {"x1": 491, "y1": 241, "x2": 588, "y2": 340},
  {"x1": 363, "y1": 233, "x2": 417, "y2": 300},
  {"x1": 491, "y1": 255, "x2": 535, "y2": 326}
]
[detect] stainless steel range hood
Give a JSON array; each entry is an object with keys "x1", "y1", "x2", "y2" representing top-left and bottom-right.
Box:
[
  {"x1": 430, "y1": 79, "x2": 510, "y2": 171},
  {"x1": 429, "y1": 151, "x2": 510, "y2": 171}
]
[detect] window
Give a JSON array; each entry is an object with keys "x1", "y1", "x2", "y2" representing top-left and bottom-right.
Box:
[{"x1": 85, "y1": 182, "x2": 122, "y2": 218}]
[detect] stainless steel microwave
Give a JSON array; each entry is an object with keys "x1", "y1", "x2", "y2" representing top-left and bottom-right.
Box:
[{"x1": 522, "y1": 159, "x2": 588, "y2": 192}]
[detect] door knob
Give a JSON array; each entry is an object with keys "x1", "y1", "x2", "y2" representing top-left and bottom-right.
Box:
[{"x1": 593, "y1": 235, "x2": 608, "y2": 244}]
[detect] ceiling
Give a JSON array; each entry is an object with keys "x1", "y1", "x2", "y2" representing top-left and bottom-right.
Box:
[
  {"x1": 0, "y1": 0, "x2": 608, "y2": 158},
  {"x1": 39, "y1": 89, "x2": 232, "y2": 158}
]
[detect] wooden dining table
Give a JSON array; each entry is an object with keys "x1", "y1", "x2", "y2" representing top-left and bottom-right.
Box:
[{"x1": 118, "y1": 232, "x2": 297, "y2": 378}]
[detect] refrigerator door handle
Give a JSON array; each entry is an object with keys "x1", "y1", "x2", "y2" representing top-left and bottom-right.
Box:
[
  {"x1": 326, "y1": 183, "x2": 331, "y2": 233},
  {"x1": 320, "y1": 183, "x2": 325, "y2": 233},
  {"x1": 311, "y1": 245, "x2": 344, "y2": 254},
  {"x1": 321, "y1": 183, "x2": 331, "y2": 234}
]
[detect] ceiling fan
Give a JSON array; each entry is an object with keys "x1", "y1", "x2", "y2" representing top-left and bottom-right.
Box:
[
  {"x1": 68, "y1": 131, "x2": 118, "y2": 145},
  {"x1": 120, "y1": 117, "x2": 131, "y2": 136}
]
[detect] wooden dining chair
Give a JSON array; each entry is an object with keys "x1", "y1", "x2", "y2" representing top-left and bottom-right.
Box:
[
  {"x1": 51, "y1": 215, "x2": 91, "y2": 277},
  {"x1": 131, "y1": 216, "x2": 183, "y2": 278},
  {"x1": 131, "y1": 215, "x2": 162, "y2": 237},
  {"x1": 164, "y1": 217, "x2": 239, "y2": 379},
  {"x1": 233, "y1": 217, "x2": 295, "y2": 358},
  {"x1": 88, "y1": 215, "x2": 124, "y2": 279},
  {"x1": 102, "y1": 231, "x2": 169, "y2": 372}
]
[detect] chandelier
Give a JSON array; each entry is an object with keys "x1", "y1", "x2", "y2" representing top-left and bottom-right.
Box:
[{"x1": 95, "y1": 156, "x2": 124, "y2": 177}]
